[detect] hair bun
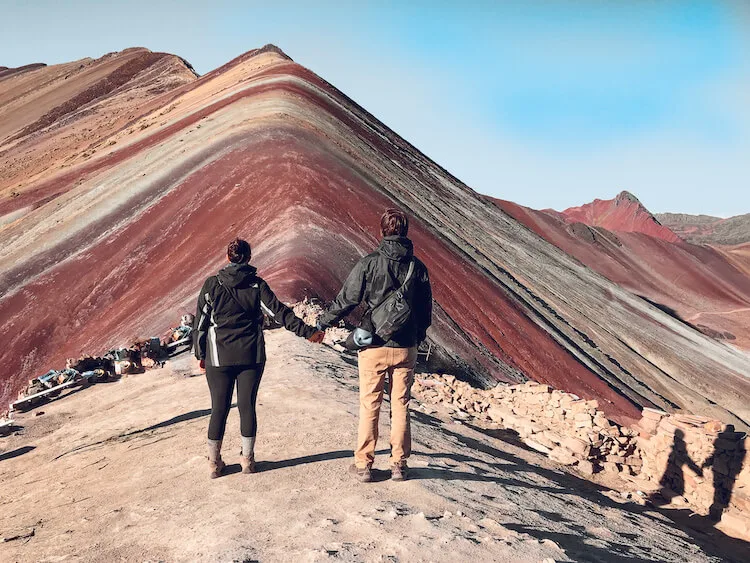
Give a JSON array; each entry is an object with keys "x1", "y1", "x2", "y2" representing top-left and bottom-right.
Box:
[{"x1": 227, "y1": 238, "x2": 251, "y2": 263}]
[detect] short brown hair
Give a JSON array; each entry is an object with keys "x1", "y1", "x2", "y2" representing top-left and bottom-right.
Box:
[
  {"x1": 227, "y1": 238, "x2": 251, "y2": 264},
  {"x1": 380, "y1": 208, "x2": 409, "y2": 237}
]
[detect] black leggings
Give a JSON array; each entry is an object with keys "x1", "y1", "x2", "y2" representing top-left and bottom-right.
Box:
[{"x1": 205, "y1": 364, "x2": 264, "y2": 440}]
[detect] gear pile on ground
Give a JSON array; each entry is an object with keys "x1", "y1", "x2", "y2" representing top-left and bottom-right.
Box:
[
  {"x1": 3, "y1": 315, "x2": 195, "y2": 416},
  {"x1": 9, "y1": 364, "x2": 110, "y2": 413},
  {"x1": 411, "y1": 374, "x2": 750, "y2": 541}
]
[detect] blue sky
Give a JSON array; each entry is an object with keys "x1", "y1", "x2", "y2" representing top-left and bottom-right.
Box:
[{"x1": 1, "y1": 1, "x2": 748, "y2": 216}]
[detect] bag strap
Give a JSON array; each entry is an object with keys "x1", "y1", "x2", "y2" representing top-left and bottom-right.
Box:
[
  {"x1": 217, "y1": 278, "x2": 262, "y2": 322},
  {"x1": 396, "y1": 260, "x2": 415, "y2": 296},
  {"x1": 377, "y1": 259, "x2": 415, "y2": 307}
]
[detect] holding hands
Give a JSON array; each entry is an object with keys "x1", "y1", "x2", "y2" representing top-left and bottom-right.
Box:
[{"x1": 307, "y1": 330, "x2": 326, "y2": 344}]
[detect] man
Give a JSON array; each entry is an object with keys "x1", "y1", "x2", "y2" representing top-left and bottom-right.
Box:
[{"x1": 318, "y1": 208, "x2": 432, "y2": 482}]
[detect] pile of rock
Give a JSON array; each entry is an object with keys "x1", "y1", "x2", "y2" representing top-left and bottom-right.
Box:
[
  {"x1": 292, "y1": 297, "x2": 326, "y2": 326},
  {"x1": 636, "y1": 409, "x2": 749, "y2": 538},
  {"x1": 412, "y1": 375, "x2": 640, "y2": 477},
  {"x1": 292, "y1": 298, "x2": 350, "y2": 344}
]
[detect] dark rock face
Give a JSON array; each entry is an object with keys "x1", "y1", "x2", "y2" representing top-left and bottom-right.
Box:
[{"x1": 1, "y1": 47, "x2": 749, "y2": 429}]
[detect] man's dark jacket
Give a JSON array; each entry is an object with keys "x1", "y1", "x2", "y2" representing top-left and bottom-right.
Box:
[
  {"x1": 319, "y1": 236, "x2": 432, "y2": 347},
  {"x1": 194, "y1": 263, "x2": 315, "y2": 367}
]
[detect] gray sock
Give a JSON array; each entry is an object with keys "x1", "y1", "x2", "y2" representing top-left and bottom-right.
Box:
[
  {"x1": 207, "y1": 439, "x2": 222, "y2": 462},
  {"x1": 241, "y1": 436, "x2": 255, "y2": 458}
]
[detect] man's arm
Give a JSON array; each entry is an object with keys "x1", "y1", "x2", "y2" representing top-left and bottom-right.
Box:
[
  {"x1": 318, "y1": 260, "x2": 367, "y2": 328},
  {"x1": 259, "y1": 281, "x2": 316, "y2": 339},
  {"x1": 193, "y1": 279, "x2": 212, "y2": 361},
  {"x1": 414, "y1": 264, "x2": 432, "y2": 343}
]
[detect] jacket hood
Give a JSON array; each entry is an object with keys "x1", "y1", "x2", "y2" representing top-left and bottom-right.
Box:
[
  {"x1": 217, "y1": 263, "x2": 258, "y2": 288},
  {"x1": 377, "y1": 236, "x2": 414, "y2": 262}
]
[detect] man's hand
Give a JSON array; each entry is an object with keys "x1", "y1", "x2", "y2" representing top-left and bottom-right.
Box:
[{"x1": 307, "y1": 330, "x2": 326, "y2": 344}]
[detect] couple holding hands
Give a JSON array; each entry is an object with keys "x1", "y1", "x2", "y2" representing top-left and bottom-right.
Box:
[{"x1": 194, "y1": 208, "x2": 432, "y2": 482}]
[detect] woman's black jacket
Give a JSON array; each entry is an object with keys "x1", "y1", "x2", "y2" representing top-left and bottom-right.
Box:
[{"x1": 194, "y1": 263, "x2": 315, "y2": 367}]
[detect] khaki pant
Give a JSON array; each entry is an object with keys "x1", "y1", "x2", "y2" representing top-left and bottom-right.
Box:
[{"x1": 355, "y1": 346, "x2": 417, "y2": 468}]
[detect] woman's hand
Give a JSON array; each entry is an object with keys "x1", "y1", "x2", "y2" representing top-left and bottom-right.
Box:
[{"x1": 307, "y1": 330, "x2": 326, "y2": 344}]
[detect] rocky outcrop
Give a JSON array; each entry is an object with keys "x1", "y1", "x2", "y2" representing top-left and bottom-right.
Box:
[{"x1": 0, "y1": 63, "x2": 46, "y2": 80}]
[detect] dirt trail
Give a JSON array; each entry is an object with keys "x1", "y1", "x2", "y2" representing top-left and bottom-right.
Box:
[
  {"x1": 688, "y1": 308, "x2": 750, "y2": 322},
  {"x1": 1, "y1": 330, "x2": 748, "y2": 562}
]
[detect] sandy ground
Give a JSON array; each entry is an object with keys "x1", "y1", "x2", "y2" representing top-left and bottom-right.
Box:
[{"x1": 1, "y1": 330, "x2": 748, "y2": 562}]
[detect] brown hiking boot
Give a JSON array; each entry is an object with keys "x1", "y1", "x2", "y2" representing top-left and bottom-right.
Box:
[
  {"x1": 349, "y1": 463, "x2": 373, "y2": 483},
  {"x1": 209, "y1": 458, "x2": 225, "y2": 479},
  {"x1": 207, "y1": 439, "x2": 225, "y2": 479},
  {"x1": 391, "y1": 463, "x2": 408, "y2": 481},
  {"x1": 240, "y1": 454, "x2": 255, "y2": 474}
]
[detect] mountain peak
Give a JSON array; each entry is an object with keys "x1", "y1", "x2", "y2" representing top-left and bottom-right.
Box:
[
  {"x1": 615, "y1": 190, "x2": 641, "y2": 205},
  {"x1": 560, "y1": 191, "x2": 681, "y2": 243},
  {"x1": 257, "y1": 43, "x2": 292, "y2": 60}
]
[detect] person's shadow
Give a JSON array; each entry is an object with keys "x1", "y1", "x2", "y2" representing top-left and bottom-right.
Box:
[
  {"x1": 703, "y1": 428, "x2": 747, "y2": 522},
  {"x1": 656, "y1": 427, "x2": 748, "y2": 525},
  {"x1": 656, "y1": 428, "x2": 703, "y2": 504}
]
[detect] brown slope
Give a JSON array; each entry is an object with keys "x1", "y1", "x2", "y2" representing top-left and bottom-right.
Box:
[
  {"x1": 0, "y1": 47, "x2": 197, "y2": 214},
  {"x1": 0, "y1": 63, "x2": 46, "y2": 80},
  {"x1": 1, "y1": 47, "x2": 749, "y2": 430},
  {"x1": 656, "y1": 212, "x2": 750, "y2": 245}
]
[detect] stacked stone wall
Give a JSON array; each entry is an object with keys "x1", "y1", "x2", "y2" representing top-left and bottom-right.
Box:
[{"x1": 412, "y1": 374, "x2": 750, "y2": 540}]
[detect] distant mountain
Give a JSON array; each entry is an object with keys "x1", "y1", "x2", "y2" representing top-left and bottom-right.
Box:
[
  {"x1": 555, "y1": 191, "x2": 681, "y2": 243},
  {"x1": 493, "y1": 194, "x2": 750, "y2": 346},
  {"x1": 656, "y1": 212, "x2": 750, "y2": 246}
]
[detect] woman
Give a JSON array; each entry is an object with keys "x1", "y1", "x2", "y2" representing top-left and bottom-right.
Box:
[{"x1": 194, "y1": 238, "x2": 325, "y2": 478}]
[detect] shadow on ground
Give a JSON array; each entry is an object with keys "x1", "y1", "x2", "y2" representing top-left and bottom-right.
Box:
[
  {"x1": 410, "y1": 411, "x2": 750, "y2": 563},
  {"x1": 0, "y1": 445, "x2": 35, "y2": 462}
]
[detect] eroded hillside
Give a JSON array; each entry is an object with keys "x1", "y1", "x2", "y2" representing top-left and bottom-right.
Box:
[{"x1": 1, "y1": 46, "x2": 749, "y2": 430}]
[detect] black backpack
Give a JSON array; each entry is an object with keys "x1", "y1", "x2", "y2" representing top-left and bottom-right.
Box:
[{"x1": 370, "y1": 259, "x2": 416, "y2": 341}]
